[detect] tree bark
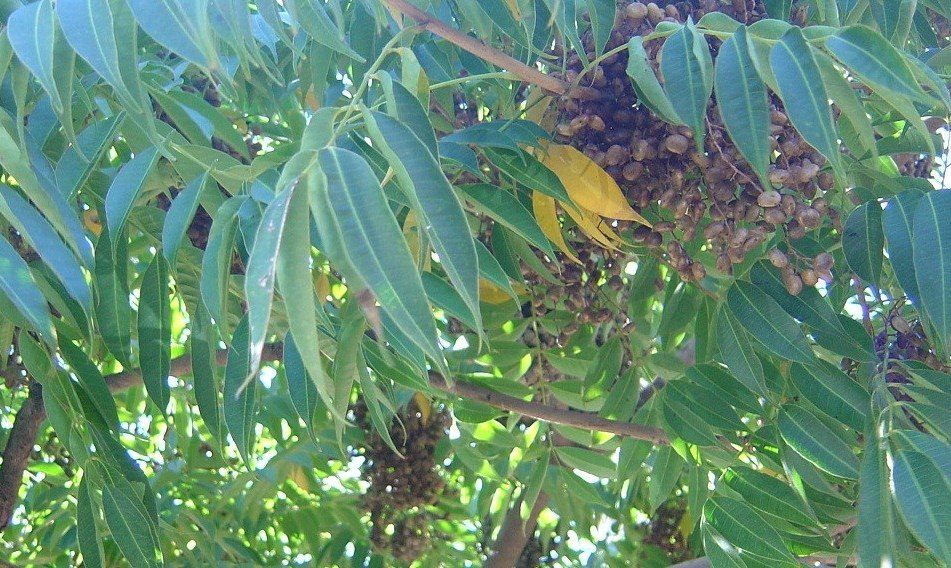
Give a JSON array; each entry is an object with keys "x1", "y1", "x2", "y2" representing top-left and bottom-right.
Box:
[{"x1": 484, "y1": 492, "x2": 551, "y2": 568}]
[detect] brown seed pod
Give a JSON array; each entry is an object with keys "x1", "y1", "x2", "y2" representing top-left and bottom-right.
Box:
[
  {"x1": 813, "y1": 252, "x2": 834, "y2": 271},
  {"x1": 664, "y1": 134, "x2": 690, "y2": 154},
  {"x1": 781, "y1": 267, "x2": 803, "y2": 295},
  {"x1": 767, "y1": 248, "x2": 789, "y2": 268},
  {"x1": 800, "y1": 268, "x2": 819, "y2": 287},
  {"x1": 757, "y1": 190, "x2": 782, "y2": 208}
]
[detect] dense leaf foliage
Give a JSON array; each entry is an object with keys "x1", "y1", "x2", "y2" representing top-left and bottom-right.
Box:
[{"x1": 0, "y1": 0, "x2": 949, "y2": 566}]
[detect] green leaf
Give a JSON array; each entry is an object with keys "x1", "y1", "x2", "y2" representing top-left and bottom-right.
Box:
[
  {"x1": 842, "y1": 201, "x2": 884, "y2": 285},
  {"x1": 138, "y1": 255, "x2": 171, "y2": 412},
  {"x1": 377, "y1": 73, "x2": 438, "y2": 158},
  {"x1": 245, "y1": 184, "x2": 295, "y2": 382},
  {"x1": 891, "y1": 449, "x2": 951, "y2": 562},
  {"x1": 749, "y1": 262, "x2": 872, "y2": 361},
  {"x1": 815, "y1": 51, "x2": 878, "y2": 159},
  {"x1": 825, "y1": 25, "x2": 933, "y2": 106},
  {"x1": 285, "y1": 0, "x2": 364, "y2": 61},
  {"x1": 714, "y1": 27, "x2": 770, "y2": 187},
  {"x1": 55, "y1": 114, "x2": 123, "y2": 199},
  {"x1": 7, "y1": 0, "x2": 71, "y2": 115},
  {"x1": 778, "y1": 404, "x2": 859, "y2": 479},
  {"x1": 223, "y1": 315, "x2": 256, "y2": 466},
  {"x1": 662, "y1": 388, "x2": 723, "y2": 447},
  {"x1": 190, "y1": 299, "x2": 222, "y2": 441},
  {"x1": 283, "y1": 331, "x2": 322, "y2": 430},
  {"x1": 556, "y1": 446, "x2": 616, "y2": 478},
  {"x1": 727, "y1": 280, "x2": 815, "y2": 364},
  {"x1": 0, "y1": 186, "x2": 92, "y2": 313},
  {"x1": 703, "y1": 495, "x2": 799, "y2": 564},
  {"x1": 484, "y1": 148, "x2": 570, "y2": 203},
  {"x1": 363, "y1": 110, "x2": 481, "y2": 334},
  {"x1": 884, "y1": 189, "x2": 924, "y2": 305},
  {"x1": 459, "y1": 184, "x2": 555, "y2": 258},
  {"x1": 660, "y1": 23, "x2": 713, "y2": 147},
  {"x1": 584, "y1": 335, "x2": 623, "y2": 391},
  {"x1": 127, "y1": 0, "x2": 216, "y2": 69},
  {"x1": 715, "y1": 306, "x2": 767, "y2": 397},
  {"x1": 770, "y1": 27, "x2": 842, "y2": 176},
  {"x1": 0, "y1": 231, "x2": 54, "y2": 345},
  {"x1": 859, "y1": 421, "x2": 897, "y2": 568},
  {"x1": 422, "y1": 272, "x2": 478, "y2": 330},
  {"x1": 200, "y1": 197, "x2": 244, "y2": 323},
  {"x1": 314, "y1": 147, "x2": 444, "y2": 370},
  {"x1": 56, "y1": 0, "x2": 144, "y2": 111},
  {"x1": 626, "y1": 37, "x2": 683, "y2": 125},
  {"x1": 103, "y1": 146, "x2": 160, "y2": 251},
  {"x1": 789, "y1": 361, "x2": 867, "y2": 430},
  {"x1": 586, "y1": 0, "x2": 615, "y2": 56},
  {"x1": 76, "y1": 480, "x2": 104, "y2": 568},
  {"x1": 162, "y1": 172, "x2": 210, "y2": 265},
  {"x1": 58, "y1": 339, "x2": 119, "y2": 430},
  {"x1": 648, "y1": 446, "x2": 683, "y2": 513},
  {"x1": 475, "y1": 240, "x2": 519, "y2": 301},
  {"x1": 101, "y1": 485, "x2": 160, "y2": 567},
  {"x1": 702, "y1": 524, "x2": 749, "y2": 568},
  {"x1": 276, "y1": 173, "x2": 334, "y2": 416},
  {"x1": 913, "y1": 190, "x2": 951, "y2": 352},
  {"x1": 93, "y1": 228, "x2": 131, "y2": 365},
  {"x1": 724, "y1": 468, "x2": 818, "y2": 527}
]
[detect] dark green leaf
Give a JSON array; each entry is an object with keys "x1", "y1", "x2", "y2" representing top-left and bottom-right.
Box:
[
  {"x1": 779, "y1": 404, "x2": 859, "y2": 479},
  {"x1": 93, "y1": 228, "x2": 131, "y2": 364},
  {"x1": 789, "y1": 361, "x2": 867, "y2": 430},
  {"x1": 649, "y1": 446, "x2": 683, "y2": 513},
  {"x1": 223, "y1": 315, "x2": 256, "y2": 466},
  {"x1": 58, "y1": 339, "x2": 119, "y2": 430},
  {"x1": 104, "y1": 147, "x2": 160, "y2": 251},
  {"x1": 0, "y1": 235, "x2": 54, "y2": 344},
  {"x1": 283, "y1": 331, "x2": 322, "y2": 430},
  {"x1": 913, "y1": 190, "x2": 951, "y2": 352},
  {"x1": 727, "y1": 280, "x2": 815, "y2": 364},
  {"x1": 459, "y1": 183, "x2": 554, "y2": 257},
  {"x1": 128, "y1": 0, "x2": 216, "y2": 69},
  {"x1": 76, "y1": 480, "x2": 103, "y2": 568},
  {"x1": 714, "y1": 27, "x2": 770, "y2": 187},
  {"x1": 162, "y1": 172, "x2": 210, "y2": 265},
  {"x1": 626, "y1": 37, "x2": 682, "y2": 125},
  {"x1": 190, "y1": 299, "x2": 222, "y2": 441},
  {"x1": 101, "y1": 484, "x2": 161, "y2": 567},
  {"x1": 884, "y1": 189, "x2": 924, "y2": 305},
  {"x1": 770, "y1": 28, "x2": 842, "y2": 176},
  {"x1": 715, "y1": 306, "x2": 767, "y2": 396},
  {"x1": 842, "y1": 201, "x2": 884, "y2": 285},
  {"x1": 859, "y1": 422, "x2": 897, "y2": 568},
  {"x1": 703, "y1": 494, "x2": 799, "y2": 564},
  {"x1": 556, "y1": 446, "x2": 616, "y2": 478},
  {"x1": 891, "y1": 449, "x2": 951, "y2": 562},
  {"x1": 285, "y1": 0, "x2": 364, "y2": 61},
  {"x1": 199, "y1": 197, "x2": 244, "y2": 323},
  {"x1": 585, "y1": 0, "x2": 615, "y2": 55},
  {"x1": 138, "y1": 255, "x2": 171, "y2": 412},
  {"x1": 485, "y1": 148, "x2": 570, "y2": 203},
  {"x1": 724, "y1": 467, "x2": 818, "y2": 527},
  {"x1": 7, "y1": 0, "x2": 72, "y2": 115},
  {"x1": 661, "y1": 23, "x2": 713, "y2": 147}
]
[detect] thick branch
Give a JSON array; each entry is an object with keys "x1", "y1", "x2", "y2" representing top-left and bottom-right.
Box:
[
  {"x1": 0, "y1": 383, "x2": 44, "y2": 530},
  {"x1": 484, "y1": 492, "x2": 550, "y2": 568},
  {"x1": 380, "y1": 0, "x2": 568, "y2": 94}
]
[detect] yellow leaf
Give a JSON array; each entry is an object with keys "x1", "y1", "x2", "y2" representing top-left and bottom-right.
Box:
[
  {"x1": 403, "y1": 212, "x2": 431, "y2": 271},
  {"x1": 531, "y1": 191, "x2": 580, "y2": 264},
  {"x1": 313, "y1": 272, "x2": 330, "y2": 303},
  {"x1": 524, "y1": 89, "x2": 555, "y2": 132},
  {"x1": 304, "y1": 88, "x2": 319, "y2": 111},
  {"x1": 534, "y1": 144, "x2": 651, "y2": 226},
  {"x1": 564, "y1": 204, "x2": 623, "y2": 251},
  {"x1": 82, "y1": 209, "x2": 102, "y2": 236},
  {"x1": 286, "y1": 464, "x2": 310, "y2": 491},
  {"x1": 504, "y1": 0, "x2": 522, "y2": 18},
  {"x1": 412, "y1": 392, "x2": 431, "y2": 426},
  {"x1": 480, "y1": 278, "x2": 515, "y2": 304}
]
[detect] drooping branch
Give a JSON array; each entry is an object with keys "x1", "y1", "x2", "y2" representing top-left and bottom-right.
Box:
[{"x1": 379, "y1": 0, "x2": 569, "y2": 95}]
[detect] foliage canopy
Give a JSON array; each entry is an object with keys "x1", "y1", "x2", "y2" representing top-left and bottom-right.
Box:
[{"x1": 0, "y1": 0, "x2": 949, "y2": 566}]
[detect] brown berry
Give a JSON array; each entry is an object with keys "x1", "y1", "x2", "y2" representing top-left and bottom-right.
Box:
[{"x1": 757, "y1": 190, "x2": 782, "y2": 208}]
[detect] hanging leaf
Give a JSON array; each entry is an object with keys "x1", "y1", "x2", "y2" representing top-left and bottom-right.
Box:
[
  {"x1": 127, "y1": 0, "x2": 217, "y2": 69},
  {"x1": 138, "y1": 255, "x2": 171, "y2": 412},
  {"x1": 859, "y1": 421, "x2": 897, "y2": 568},
  {"x1": 789, "y1": 361, "x2": 867, "y2": 430},
  {"x1": 103, "y1": 147, "x2": 160, "y2": 252},
  {"x1": 314, "y1": 147, "x2": 444, "y2": 372},
  {"x1": 458, "y1": 183, "x2": 555, "y2": 258},
  {"x1": 190, "y1": 299, "x2": 222, "y2": 441},
  {"x1": 648, "y1": 446, "x2": 683, "y2": 513},
  {"x1": 101, "y1": 484, "x2": 161, "y2": 567},
  {"x1": 533, "y1": 143, "x2": 650, "y2": 225},
  {"x1": 703, "y1": 495, "x2": 799, "y2": 565},
  {"x1": 778, "y1": 404, "x2": 859, "y2": 479},
  {"x1": 714, "y1": 27, "x2": 771, "y2": 188},
  {"x1": 283, "y1": 331, "x2": 322, "y2": 430},
  {"x1": 715, "y1": 306, "x2": 767, "y2": 397},
  {"x1": 199, "y1": 197, "x2": 244, "y2": 323},
  {"x1": 162, "y1": 172, "x2": 210, "y2": 265},
  {"x1": 7, "y1": 0, "x2": 72, "y2": 115},
  {"x1": 912, "y1": 190, "x2": 950, "y2": 352},
  {"x1": 825, "y1": 25, "x2": 934, "y2": 106},
  {"x1": 56, "y1": 0, "x2": 144, "y2": 111},
  {"x1": 727, "y1": 280, "x2": 815, "y2": 364},
  {"x1": 842, "y1": 201, "x2": 884, "y2": 285},
  {"x1": 93, "y1": 228, "x2": 131, "y2": 365},
  {"x1": 626, "y1": 37, "x2": 683, "y2": 125},
  {"x1": 815, "y1": 52, "x2": 878, "y2": 160},
  {"x1": 770, "y1": 28, "x2": 842, "y2": 177},
  {"x1": 285, "y1": 0, "x2": 364, "y2": 61},
  {"x1": 486, "y1": 148, "x2": 571, "y2": 203},
  {"x1": 76, "y1": 480, "x2": 104, "y2": 568},
  {"x1": 363, "y1": 110, "x2": 482, "y2": 335},
  {"x1": 891, "y1": 449, "x2": 951, "y2": 562},
  {"x1": 660, "y1": 22, "x2": 713, "y2": 148},
  {"x1": 531, "y1": 191, "x2": 580, "y2": 263},
  {"x1": 0, "y1": 236, "x2": 54, "y2": 346},
  {"x1": 723, "y1": 468, "x2": 818, "y2": 527},
  {"x1": 223, "y1": 315, "x2": 256, "y2": 466},
  {"x1": 884, "y1": 189, "x2": 924, "y2": 305}
]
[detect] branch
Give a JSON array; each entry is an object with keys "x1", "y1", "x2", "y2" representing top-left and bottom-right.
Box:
[
  {"x1": 429, "y1": 373, "x2": 670, "y2": 445},
  {"x1": 484, "y1": 492, "x2": 550, "y2": 568},
  {"x1": 379, "y1": 0, "x2": 569, "y2": 94}
]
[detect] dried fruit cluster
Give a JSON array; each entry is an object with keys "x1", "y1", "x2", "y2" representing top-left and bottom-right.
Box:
[
  {"x1": 550, "y1": 0, "x2": 842, "y2": 292},
  {"x1": 354, "y1": 397, "x2": 450, "y2": 563}
]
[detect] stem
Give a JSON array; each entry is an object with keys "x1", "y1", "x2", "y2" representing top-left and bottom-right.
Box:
[{"x1": 430, "y1": 71, "x2": 521, "y2": 90}]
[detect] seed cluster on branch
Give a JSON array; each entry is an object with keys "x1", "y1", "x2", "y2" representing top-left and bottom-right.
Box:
[{"x1": 549, "y1": 1, "x2": 845, "y2": 292}]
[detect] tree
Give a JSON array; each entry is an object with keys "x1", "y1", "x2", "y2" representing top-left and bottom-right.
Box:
[{"x1": 0, "y1": 0, "x2": 948, "y2": 565}]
